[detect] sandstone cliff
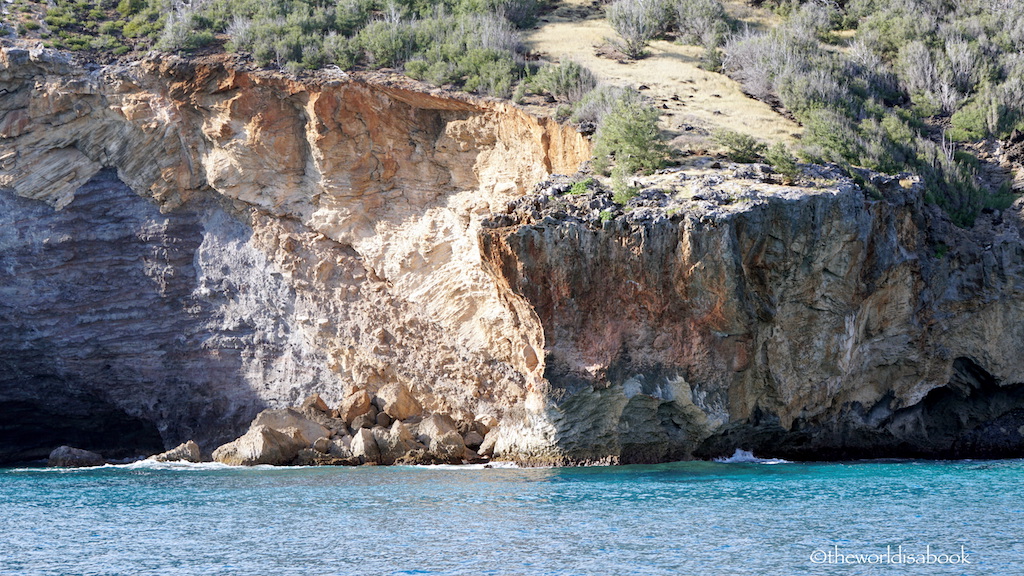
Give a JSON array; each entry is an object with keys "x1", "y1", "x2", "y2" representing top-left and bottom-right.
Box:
[
  {"x1": 0, "y1": 46, "x2": 586, "y2": 462},
  {"x1": 3, "y1": 46, "x2": 1024, "y2": 465}
]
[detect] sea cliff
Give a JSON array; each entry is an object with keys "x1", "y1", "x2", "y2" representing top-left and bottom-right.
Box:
[{"x1": 2, "y1": 46, "x2": 1023, "y2": 465}]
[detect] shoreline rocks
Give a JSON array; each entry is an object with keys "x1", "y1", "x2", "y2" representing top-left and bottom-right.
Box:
[
  {"x1": 209, "y1": 394, "x2": 495, "y2": 467},
  {"x1": 150, "y1": 440, "x2": 202, "y2": 463},
  {"x1": 47, "y1": 446, "x2": 105, "y2": 468}
]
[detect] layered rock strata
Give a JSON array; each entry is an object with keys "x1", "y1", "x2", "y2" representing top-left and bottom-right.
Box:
[
  {"x1": 4, "y1": 45, "x2": 1024, "y2": 465},
  {"x1": 0, "y1": 46, "x2": 585, "y2": 463},
  {"x1": 481, "y1": 168, "x2": 1024, "y2": 462}
]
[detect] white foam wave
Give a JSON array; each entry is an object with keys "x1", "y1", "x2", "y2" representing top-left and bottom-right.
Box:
[{"x1": 714, "y1": 448, "x2": 790, "y2": 464}]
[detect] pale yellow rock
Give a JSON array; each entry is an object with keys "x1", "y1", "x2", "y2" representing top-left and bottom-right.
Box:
[
  {"x1": 251, "y1": 408, "x2": 329, "y2": 446},
  {"x1": 336, "y1": 389, "x2": 373, "y2": 425},
  {"x1": 212, "y1": 425, "x2": 306, "y2": 466},
  {"x1": 376, "y1": 382, "x2": 422, "y2": 422}
]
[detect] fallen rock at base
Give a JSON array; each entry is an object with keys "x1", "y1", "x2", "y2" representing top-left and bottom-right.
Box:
[
  {"x1": 301, "y1": 393, "x2": 330, "y2": 415},
  {"x1": 336, "y1": 389, "x2": 373, "y2": 424},
  {"x1": 47, "y1": 446, "x2": 105, "y2": 467},
  {"x1": 294, "y1": 448, "x2": 361, "y2": 466},
  {"x1": 477, "y1": 428, "x2": 498, "y2": 457},
  {"x1": 464, "y1": 448, "x2": 486, "y2": 464},
  {"x1": 252, "y1": 408, "x2": 330, "y2": 446},
  {"x1": 377, "y1": 382, "x2": 422, "y2": 422},
  {"x1": 417, "y1": 414, "x2": 466, "y2": 463},
  {"x1": 372, "y1": 421, "x2": 419, "y2": 465},
  {"x1": 150, "y1": 440, "x2": 201, "y2": 463},
  {"x1": 394, "y1": 449, "x2": 437, "y2": 465},
  {"x1": 312, "y1": 437, "x2": 332, "y2": 454},
  {"x1": 463, "y1": 431, "x2": 484, "y2": 450},
  {"x1": 212, "y1": 425, "x2": 306, "y2": 466},
  {"x1": 329, "y1": 436, "x2": 353, "y2": 459},
  {"x1": 350, "y1": 427, "x2": 381, "y2": 464}
]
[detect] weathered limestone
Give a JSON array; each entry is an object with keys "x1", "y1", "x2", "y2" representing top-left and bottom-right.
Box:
[
  {"x1": 212, "y1": 425, "x2": 307, "y2": 466},
  {"x1": 0, "y1": 47, "x2": 586, "y2": 465},
  {"x1": 47, "y1": 446, "x2": 105, "y2": 467},
  {"x1": 376, "y1": 382, "x2": 423, "y2": 422},
  {"x1": 251, "y1": 409, "x2": 330, "y2": 447},
  {"x1": 417, "y1": 414, "x2": 467, "y2": 463},
  {"x1": 350, "y1": 428, "x2": 381, "y2": 464},
  {"x1": 336, "y1": 390, "x2": 373, "y2": 425},
  {"x1": 150, "y1": 440, "x2": 201, "y2": 463},
  {"x1": 5, "y1": 45, "x2": 1024, "y2": 465}
]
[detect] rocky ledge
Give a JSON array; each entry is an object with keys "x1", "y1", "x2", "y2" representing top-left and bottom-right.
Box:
[
  {"x1": 210, "y1": 391, "x2": 495, "y2": 466},
  {"x1": 4, "y1": 44, "x2": 1024, "y2": 466},
  {"x1": 480, "y1": 161, "x2": 1024, "y2": 463}
]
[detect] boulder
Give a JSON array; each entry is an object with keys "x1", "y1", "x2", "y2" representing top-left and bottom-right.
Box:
[
  {"x1": 475, "y1": 415, "x2": 498, "y2": 435},
  {"x1": 372, "y1": 421, "x2": 417, "y2": 465},
  {"x1": 350, "y1": 428, "x2": 380, "y2": 464},
  {"x1": 478, "y1": 428, "x2": 498, "y2": 457},
  {"x1": 294, "y1": 448, "x2": 360, "y2": 466},
  {"x1": 251, "y1": 408, "x2": 329, "y2": 446},
  {"x1": 464, "y1": 448, "x2": 486, "y2": 464},
  {"x1": 312, "y1": 437, "x2": 332, "y2": 454},
  {"x1": 150, "y1": 440, "x2": 201, "y2": 463},
  {"x1": 336, "y1": 389, "x2": 373, "y2": 424},
  {"x1": 377, "y1": 382, "x2": 422, "y2": 421},
  {"x1": 47, "y1": 446, "x2": 105, "y2": 468},
  {"x1": 329, "y1": 436, "x2": 353, "y2": 459},
  {"x1": 463, "y1": 431, "x2": 484, "y2": 450},
  {"x1": 417, "y1": 414, "x2": 466, "y2": 463},
  {"x1": 376, "y1": 412, "x2": 392, "y2": 428},
  {"x1": 301, "y1": 393, "x2": 330, "y2": 415},
  {"x1": 212, "y1": 425, "x2": 306, "y2": 466}
]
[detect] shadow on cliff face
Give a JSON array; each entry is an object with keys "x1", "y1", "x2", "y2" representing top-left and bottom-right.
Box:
[
  {"x1": 0, "y1": 169, "x2": 266, "y2": 464},
  {"x1": 696, "y1": 357, "x2": 1024, "y2": 461}
]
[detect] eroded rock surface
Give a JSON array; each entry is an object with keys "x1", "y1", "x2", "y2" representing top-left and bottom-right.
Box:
[
  {"x1": 0, "y1": 47, "x2": 586, "y2": 464},
  {"x1": 4, "y1": 46, "x2": 1024, "y2": 465},
  {"x1": 481, "y1": 169, "x2": 1024, "y2": 462}
]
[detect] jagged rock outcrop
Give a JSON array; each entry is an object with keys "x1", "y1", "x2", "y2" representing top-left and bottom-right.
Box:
[
  {"x1": 4, "y1": 45, "x2": 1024, "y2": 465},
  {"x1": 0, "y1": 46, "x2": 585, "y2": 464},
  {"x1": 480, "y1": 170, "x2": 1024, "y2": 462}
]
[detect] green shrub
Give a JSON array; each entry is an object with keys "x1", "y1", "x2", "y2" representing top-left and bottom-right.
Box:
[
  {"x1": 713, "y1": 129, "x2": 767, "y2": 163},
  {"x1": 764, "y1": 142, "x2": 799, "y2": 183},
  {"x1": 569, "y1": 177, "x2": 595, "y2": 195},
  {"x1": 672, "y1": 0, "x2": 729, "y2": 47},
  {"x1": 571, "y1": 85, "x2": 643, "y2": 125},
  {"x1": 611, "y1": 167, "x2": 640, "y2": 204},
  {"x1": 592, "y1": 94, "x2": 667, "y2": 175},
  {"x1": 531, "y1": 60, "x2": 597, "y2": 104}
]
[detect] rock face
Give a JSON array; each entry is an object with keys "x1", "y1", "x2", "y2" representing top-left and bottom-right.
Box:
[
  {"x1": 4, "y1": 46, "x2": 1024, "y2": 465},
  {"x1": 480, "y1": 173, "x2": 1024, "y2": 463},
  {"x1": 47, "y1": 446, "x2": 105, "y2": 467},
  {"x1": 0, "y1": 47, "x2": 586, "y2": 464}
]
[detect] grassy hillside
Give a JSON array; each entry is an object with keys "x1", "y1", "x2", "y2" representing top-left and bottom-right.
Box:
[{"x1": 2, "y1": 0, "x2": 1021, "y2": 224}]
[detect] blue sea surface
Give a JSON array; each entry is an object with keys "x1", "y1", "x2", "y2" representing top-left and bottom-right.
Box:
[{"x1": 1, "y1": 458, "x2": 1021, "y2": 575}]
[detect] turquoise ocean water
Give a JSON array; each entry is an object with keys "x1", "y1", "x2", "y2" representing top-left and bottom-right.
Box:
[{"x1": 1, "y1": 457, "x2": 1021, "y2": 575}]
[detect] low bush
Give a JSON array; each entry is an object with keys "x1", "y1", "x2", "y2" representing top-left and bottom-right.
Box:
[
  {"x1": 530, "y1": 60, "x2": 597, "y2": 104},
  {"x1": 764, "y1": 142, "x2": 799, "y2": 182},
  {"x1": 606, "y1": 0, "x2": 665, "y2": 59},
  {"x1": 713, "y1": 129, "x2": 767, "y2": 163},
  {"x1": 592, "y1": 93, "x2": 667, "y2": 175}
]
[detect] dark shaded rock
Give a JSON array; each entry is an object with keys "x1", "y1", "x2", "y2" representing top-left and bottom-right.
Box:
[{"x1": 47, "y1": 446, "x2": 105, "y2": 468}]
